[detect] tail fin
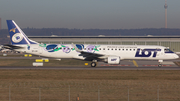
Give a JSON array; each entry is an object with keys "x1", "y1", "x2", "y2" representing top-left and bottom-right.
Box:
[{"x1": 6, "y1": 20, "x2": 38, "y2": 45}]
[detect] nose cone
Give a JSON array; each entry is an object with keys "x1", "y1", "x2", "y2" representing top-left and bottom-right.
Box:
[{"x1": 174, "y1": 54, "x2": 179, "y2": 59}]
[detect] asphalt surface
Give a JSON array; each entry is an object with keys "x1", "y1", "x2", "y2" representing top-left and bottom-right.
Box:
[
  {"x1": 0, "y1": 66, "x2": 179, "y2": 70},
  {"x1": 0, "y1": 53, "x2": 179, "y2": 70}
]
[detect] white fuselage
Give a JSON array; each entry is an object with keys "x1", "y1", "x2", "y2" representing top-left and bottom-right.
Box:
[{"x1": 15, "y1": 44, "x2": 179, "y2": 61}]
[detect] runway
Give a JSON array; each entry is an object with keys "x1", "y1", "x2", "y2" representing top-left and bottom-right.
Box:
[
  {"x1": 0, "y1": 66, "x2": 179, "y2": 70},
  {"x1": 0, "y1": 53, "x2": 179, "y2": 70}
]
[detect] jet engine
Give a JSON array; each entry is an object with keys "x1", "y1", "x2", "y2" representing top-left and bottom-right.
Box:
[{"x1": 105, "y1": 56, "x2": 120, "y2": 64}]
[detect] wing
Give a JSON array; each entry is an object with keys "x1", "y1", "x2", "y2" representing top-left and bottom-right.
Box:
[
  {"x1": 72, "y1": 43, "x2": 106, "y2": 61},
  {"x1": 80, "y1": 51, "x2": 104, "y2": 57},
  {"x1": 79, "y1": 51, "x2": 105, "y2": 61}
]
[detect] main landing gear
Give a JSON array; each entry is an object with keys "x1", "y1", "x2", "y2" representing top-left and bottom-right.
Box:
[
  {"x1": 91, "y1": 62, "x2": 96, "y2": 67},
  {"x1": 91, "y1": 60, "x2": 97, "y2": 67},
  {"x1": 158, "y1": 60, "x2": 163, "y2": 67}
]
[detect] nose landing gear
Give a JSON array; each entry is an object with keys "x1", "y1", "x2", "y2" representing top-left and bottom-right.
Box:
[
  {"x1": 158, "y1": 64, "x2": 162, "y2": 67},
  {"x1": 158, "y1": 60, "x2": 163, "y2": 67}
]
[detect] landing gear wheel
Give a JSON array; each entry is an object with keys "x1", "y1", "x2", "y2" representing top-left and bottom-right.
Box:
[
  {"x1": 158, "y1": 64, "x2": 162, "y2": 67},
  {"x1": 91, "y1": 62, "x2": 96, "y2": 67},
  {"x1": 158, "y1": 60, "x2": 163, "y2": 68}
]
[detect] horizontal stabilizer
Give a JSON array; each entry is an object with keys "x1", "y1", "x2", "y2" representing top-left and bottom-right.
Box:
[{"x1": 2, "y1": 44, "x2": 24, "y2": 50}]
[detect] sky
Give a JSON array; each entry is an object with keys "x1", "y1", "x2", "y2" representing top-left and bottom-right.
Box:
[{"x1": 0, "y1": 0, "x2": 180, "y2": 29}]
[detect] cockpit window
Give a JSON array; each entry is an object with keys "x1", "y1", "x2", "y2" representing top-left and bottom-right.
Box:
[
  {"x1": 164, "y1": 48, "x2": 174, "y2": 53},
  {"x1": 164, "y1": 48, "x2": 170, "y2": 52}
]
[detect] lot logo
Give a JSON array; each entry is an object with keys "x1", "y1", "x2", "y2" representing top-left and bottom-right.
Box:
[
  {"x1": 12, "y1": 33, "x2": 23, "y2": 43},
  {"x1": 111, "y1": 58, "x2": 117, "y2": 61},
  {"x1": 135, "y1": 48, "x2": 161, "y2": 57}
]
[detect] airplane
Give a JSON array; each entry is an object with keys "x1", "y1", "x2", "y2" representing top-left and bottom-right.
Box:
[{"x1": 4, "y1": 20, "x2": 179, "y2": 67}]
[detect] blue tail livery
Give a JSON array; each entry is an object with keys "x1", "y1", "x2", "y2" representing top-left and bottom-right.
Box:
[{"x1": 6, "y1": 20, "x2": 38, "y2": 45}]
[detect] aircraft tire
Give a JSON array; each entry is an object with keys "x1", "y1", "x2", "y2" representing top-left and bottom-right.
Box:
[
  {"x1": 158, "y1": 64, "x2": 162, "y2": 67},
  {"x1": 91, "y1": 62, "x2": 96, "y2": 67}
]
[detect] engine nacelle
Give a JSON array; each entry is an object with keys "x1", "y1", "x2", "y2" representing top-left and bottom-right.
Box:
[{"x1": 105, "y1": 56, "x2": 120, "y2": 64}]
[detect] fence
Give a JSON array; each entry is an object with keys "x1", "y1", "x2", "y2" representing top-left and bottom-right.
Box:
[{"x1": 0, "y1": 82, "x2": 180, "y2": 101}]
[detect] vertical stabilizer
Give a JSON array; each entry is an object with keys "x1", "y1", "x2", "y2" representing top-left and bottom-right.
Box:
[{"x1": 6, "y1": 20, "x2": 38, "y2": 45}]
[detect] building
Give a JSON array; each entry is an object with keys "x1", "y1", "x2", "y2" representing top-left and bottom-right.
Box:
[{"x1": 29, "y1": 36, "x2": 180, "y2": 52}]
